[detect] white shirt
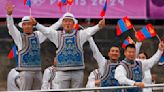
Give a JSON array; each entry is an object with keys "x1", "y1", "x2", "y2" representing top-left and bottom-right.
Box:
[
  {"x1": 7, "y1": 68, "x2": 20, "y2": 91},
  {"x1": 143, "y1": 70, "x2": 152, "y2": 92},
  {"x1": 135, "y1": 42, "x2": 142, "y2": 57},
  {"x1": 88, "y1": 37, "x2": 108, "y2": 76},
  {"x1": 35, "y1": 23, "x2": 100, "y2": 48},
  {"x1": 6, "y1": 15, "x2": 56, "y2": 51},
  {"x1": 41, "y1": 66, "x2": 57, "y2": 90},
  {"x1": 135, "y1": 42, "x2": 152, "y2": 92},
  {"x1": 86, "y1": 69, "x2": 101, "y2": 88},
  {"x1": 115, "y1": 49, "x2": 163, "y2": 86}
]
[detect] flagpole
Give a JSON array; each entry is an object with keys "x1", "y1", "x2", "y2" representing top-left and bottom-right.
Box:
[
  {"x1": 69, "y1": 5, "x2": 72, "y2": 12},
  {"x1": 156, "y1": 35, "x2": 161, "y2": 42},
  {"x1": 132, "y1": 26, "x2": 137, "y2": 32},
  {"x1": 29, "y1": 7, "x2": 31, "y2": 16},
  {"x1": 66, "y1": 5, "x2": 69, "y2": 12}
]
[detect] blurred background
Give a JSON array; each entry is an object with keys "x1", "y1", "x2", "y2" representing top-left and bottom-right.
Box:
[{"x1": 0, "y1": 0, "x2": 164, "y2": 91}]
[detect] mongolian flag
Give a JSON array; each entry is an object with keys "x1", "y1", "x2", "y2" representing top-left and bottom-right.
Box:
[
  {"x1": 136, "y1": 24, "x2": 157, "y2": 41},
  {"x1": 24, "y1": 0, "x2": 31, "y2": 7},
  {"x1": 7, "y1": 45, "x2": 17, "y2": 59},
  {"x1": 116, "y1": 16, "x2": 133, "y2": 36},
  {"x1": 100, "y1": 0, "x2": 107, "y2": 17},
  {"x1": 57, "y1": 0, "x2": 67, "y2": 12},
  {"x1": 122, "y1": 36, "x2": 134, "y2": 49}
]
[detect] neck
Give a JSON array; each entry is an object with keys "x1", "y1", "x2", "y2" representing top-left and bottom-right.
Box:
[
  {"x1": 125, "y1": 58, "x2": 134, "y2": 64},
  {"x1": 65, "y1": 30, "x2": 72, "y2": 33},
  {"x1": 109, "y1": 58, "x2": 118, "y2": 63}
]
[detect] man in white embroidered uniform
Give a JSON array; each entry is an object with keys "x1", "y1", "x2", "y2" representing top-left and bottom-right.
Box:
[
  {"x1": 41, "y1": 58, "x2": 58, "y2": 90},
  {"x1": 32, "y1": 12, "x2": 105, "y2": 88},
  {"x1": 86, "y1": 37, "x2": 122, "y2": 92},
  {"x1": 115, "y1": 42, "x2": 164, "y2": 92},
  {"x1": 6, "y1": 3, "x2": 61, "y2": 90},
  {"x1": 7, "y1": 68, "x2": 20, "y2": 91},
  {"x1": 41, "y1": 65, "x2": 57, "y2": 90}
]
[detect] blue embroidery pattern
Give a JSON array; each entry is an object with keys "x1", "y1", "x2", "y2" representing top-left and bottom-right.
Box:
[
  {"x1": 57, "y1": 35, "x2": 83, "y2": 67},
  {"x1": 101, "y1": 64, "x2": 121, "y2": 92},
  {"x1": 20, "y1": 36, "x2": 41, "y2": 67}
]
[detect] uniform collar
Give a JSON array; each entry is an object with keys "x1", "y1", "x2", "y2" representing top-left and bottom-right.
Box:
[{"x1": 124, "y1": 58, "x2": 134, "y2": 64}]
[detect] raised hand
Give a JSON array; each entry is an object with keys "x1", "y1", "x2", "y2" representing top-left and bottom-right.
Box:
[
  {"x1": 30, "y1": 16, "x2": 37, "y2": 26},
  {"x1": 98, "y1": 18, "x2": 105, "y2": 29},
  {"x1": 6, "y1": 1, "x2": 14, "y2": 15},
  {"x1": 159, "y1": 41, "x2": 164, "y2": 51}
]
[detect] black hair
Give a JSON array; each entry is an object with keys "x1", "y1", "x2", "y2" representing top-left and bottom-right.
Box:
[
  {"x1": 125, "y1": 44, "x2": 136, "y2": 50},
  {"x1": 108, "y1": 44, "x2": 120, "y2": 52},
  {"x1": 139, "y1": 52, "x2": 148, "y2": 59}
]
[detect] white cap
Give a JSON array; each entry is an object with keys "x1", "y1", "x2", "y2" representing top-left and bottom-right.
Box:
[
  {"x1": 18, "y1": 16, "x2": 31, "y2": 28},
  {"x1": 62, "y1": 12, "x2": 78, "y2": 24}
]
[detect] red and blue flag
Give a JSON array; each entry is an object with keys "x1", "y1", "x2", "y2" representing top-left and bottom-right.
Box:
[
  {"x1": 100, "y1": 0, "x2": 107, "y2": 17},
  {"x1": 122, "y1": 36, "x2": 134, "y2": 49},
  {"x1": 116, "y1": 16, "x2": 133, "y2": 36},
  {"x1": 24, "y1": 0, "x2": 31, "y2": 7},
  {"x1": 8, "y1": 45, "x2": 18, "y2": 65},
  {"x1": 8, "y1": 45, "x2": 17, "y2": 59},
  {"x1": 136, "y1": 24, "x2": 157, "y2": 41}
]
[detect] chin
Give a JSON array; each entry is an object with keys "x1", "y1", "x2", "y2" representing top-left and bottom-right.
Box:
[{"x1": 130, "y1": 58, "x2": 135, "y2": 60}]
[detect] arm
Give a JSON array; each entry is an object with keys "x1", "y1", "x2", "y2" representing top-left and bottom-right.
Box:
[
  {"x1": 35, "y1": 31, "x2": 47, "y2": 44},
  {"x1": 49, "y1": 18, "x2": 62, "y2": 30},
  {"x1": 80, "y1": 25, "x2": 100, "y2": 45},
  {"x1": 135, "y1": 42, "x2": 142, "y2": 57},
  {"x1": 80, "y1": 19, "x2": 105, "y2": 45},
  {"x1": 140, "y1": 49, "x2": 163, "y2": 71},
  {"x1": 41, "y1": 69, "x2": 51, "y2": 90},
  {"x1": 88, "y1": 37, "x2": 106, "y2": 76},
  {"x1": 6, "y1": 3, "x2": 22, "y2": 50},
  {"x1": 32, "y1": 17, "x2": 61, "y2": 46},
  {"x1": 35, "y1": 23, "x2": 58, "y2": 46},
  {"x1": 86, "y1": 72, "x2": 96, "y2": 88},
  {"x1": 115, "y1": 65, "x2": 136, "y2": 86}
]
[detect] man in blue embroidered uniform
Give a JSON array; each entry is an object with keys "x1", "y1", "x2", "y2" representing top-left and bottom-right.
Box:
[
  {"x1": 115, "y1": 43, "x2": 164, "y2": 92},
  {"x1": 33, "y1": 12, "x2": 105, "y2": 88},
  {"x1": 6, "y1": 3, "x2": 61, "y2": 90},
  {"x1": 87, "y1": 37, "x2": 122, "y2": 92}
]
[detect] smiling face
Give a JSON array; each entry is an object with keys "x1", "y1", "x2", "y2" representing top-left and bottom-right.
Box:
[
  {"x1": 138, "y1": 52, "x2": 147, "y2": 60},
  {"x1": 108, "y1": 47, "x2": 120, "y2": 62},
  {"x1": 22, "y1": 21, "x2": 33, "y2": 34},
  {"x1": 62, "y1": 18, "x2": 75, "y2": 33},
  {"x1": 124, "y1": 47, "x2": 136, "y2": 61}
]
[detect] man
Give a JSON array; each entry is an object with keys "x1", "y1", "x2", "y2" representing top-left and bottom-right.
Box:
[
  {"x1": 115, "y1": 42, "x2": 164, "y2": 92},
  {"x1": 41, "y1": 58, "x2": 58, "y2": 90},
  {"x1": 32, "y1": 12, "x2": 105, "y2": 88},
  {"x1": 41, "y1": 65, "x2": 57, "y2": 90},
  {"x1": 7, "y1": 68, "x2": 20, "y2": 91},
  {"x1": 86, "y1": 69, "x2": 101, "y2": 88},
  {"x1": 86, "y1": 37, "x2": 122, "y2": 92},
  {"x1": 6, "y1": 3, "x2": 61, "y2": 90}
]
